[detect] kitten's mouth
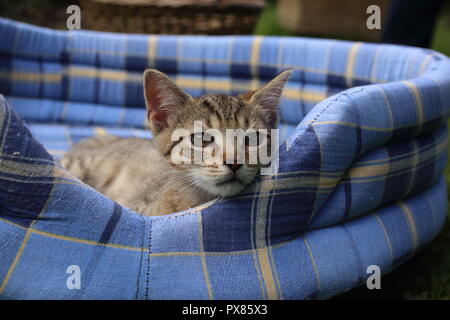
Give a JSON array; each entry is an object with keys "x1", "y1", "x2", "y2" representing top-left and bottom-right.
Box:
[{"x1": 215, "y1": 177, "x2": 243, "y2": 186}]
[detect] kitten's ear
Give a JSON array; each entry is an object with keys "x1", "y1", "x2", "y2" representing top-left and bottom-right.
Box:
[
  {"x1": 143, "y1": 69, "x2": 192, "y2": 133},
  {"x1": 248, "y1": 68, "x2": 292, "y2": 127}
]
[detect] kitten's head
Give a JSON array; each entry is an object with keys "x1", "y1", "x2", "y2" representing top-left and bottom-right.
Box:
[{"x1": 143, "y1": 68, "x2": 292, "y2": 197}]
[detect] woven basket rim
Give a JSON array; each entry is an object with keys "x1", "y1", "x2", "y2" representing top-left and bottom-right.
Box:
[{"x1": 85, "y1": 0, "x2": 266, "y2": 8}]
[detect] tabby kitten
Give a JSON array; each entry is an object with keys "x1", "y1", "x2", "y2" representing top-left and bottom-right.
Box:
[{"x1": 61, "y1": 68, "x2": 292, "y2": 216}]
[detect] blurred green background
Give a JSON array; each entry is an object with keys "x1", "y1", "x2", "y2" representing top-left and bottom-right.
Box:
[{"x1": 0, "y1": 0, "x2": 449, "y2": 300}]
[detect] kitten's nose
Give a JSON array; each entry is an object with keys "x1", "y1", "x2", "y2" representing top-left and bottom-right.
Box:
[{"x1": 226, "y1": 162, "x2": 242, "y2": 172}]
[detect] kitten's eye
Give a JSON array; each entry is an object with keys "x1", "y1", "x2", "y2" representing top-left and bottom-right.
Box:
[
  {"x1": 191, "y1": 132, "x2": 214, "y2": 148},
  {"x1": 245, "y1": 131, "x2": 265, "y2": 147}
]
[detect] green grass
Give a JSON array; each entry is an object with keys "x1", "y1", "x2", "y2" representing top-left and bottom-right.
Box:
[
  {"x1": 255, "y1": 2, "x2": 450, "y2": 300},
  {"x1": 254, "y1": 1, "x2": 295, "y2": 36},
  {"x1": 431, "y1": 4, "x2": 450, "y2": 56}
]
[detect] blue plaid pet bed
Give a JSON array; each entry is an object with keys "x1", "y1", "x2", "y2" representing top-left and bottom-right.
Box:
[{"x1": 0, "y1": 18, "x2": 449, "y2": 299}]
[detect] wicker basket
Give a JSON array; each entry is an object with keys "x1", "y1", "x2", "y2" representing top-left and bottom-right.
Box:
[
  {"x1": 277, "y1": 0, "x2": 390, "y2": 41},
  {"x1": 80, "y1": 0, "x2": 266, "y2": 35}
]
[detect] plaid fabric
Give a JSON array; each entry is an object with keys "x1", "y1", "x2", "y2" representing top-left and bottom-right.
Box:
[{"x1": 0, "y1": 18, "x2": 449, "y2": 299}]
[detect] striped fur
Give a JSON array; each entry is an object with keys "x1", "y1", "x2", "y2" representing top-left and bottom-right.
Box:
[{"x1": 61, "y1": 69, "x2": 291, "y2": 216}]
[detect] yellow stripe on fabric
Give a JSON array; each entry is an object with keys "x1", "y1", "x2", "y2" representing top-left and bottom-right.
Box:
[
  {"x1": 0, "y1": 217, "x2": 148, "y2": 252},
  {"x1": 34, "y1": 228, "x2": 146, "y2": 251},
  {"x1": 0, "y1": 71, "x2": 61, "y2": 82},
  {"x1": 204, "y1": 80, "x2": 232, "y2": 92},
  {"x1": 253, "y1": 179, "x2": 279, "y2": 300},
  {"x1": 0, "y1": 153, "x2": 65, "y2": 168},
  {"x1": 147, "y1": 35, "x2": 157, "y2": 64},
  {"x1": 354, "y1": 134, "x2": 447, "y2": 166},
  {"x1": 0, "y1": 158, "x2": 57, "y2": 177},
  {"x1": 312, "y1": 120, "x2": 394, "y2": 132},
  {"x1": 249, "y1": 183, "x2": 267, "y2": 299},
  {"x1": 250, "y1": 78, "x2": 260, "y2": 91},
  {"x1": 67, "y1": 67, "x2": 142, "y2": 82},
  {"x1": 283, "y1": 88, "x2": 326, "y2": 102},
  {"x1": 376, "y1": 86, "x2": 395, "y2": 141},
  {"x1": 176, "y1": 77, "x2": 231, "y2": 90},
  {"x1": 349, "y1": 162, "x2": 390, "y2": 179},
  {"x1": 345, "y1": 42, "x2": 362, "y2": 88},
  {"x1": 345, "y1": 164, "x2": 435, "y2": 184},
  {"x1": 399, "y1": 202, "x2": 418, "y2": 250},
  {"x1": 418, "y1": 54, "x2": 433, "y2": 74},
  {"x1": 228, "y1": 140, "x2": 444, "y2": 198},
  {"x1": 345, "y1": 144, "x2": 446, "y2": 183},
  {"x1": 0, "y1": 178, "x2": 57, "y2": 294},
  {"x1": 262, "y1": 175, "x2": 337, "y2": 190},
  {"x1": 250, "y1": 36, "x2": 263, "y2": 77},
  {"x1": 94, "y1": 127, "x2": 108, "y2": 136},
  {"x1": 150, "y1": 250, "x2": 254, "y2": 257},
  {"x1": 265, "y1": 180, "x2": 283, "y2": 299},
  {"x1": 149, "y1": 238, "x2": 289, "y2": 258},
  {"x1": 256, "y1": 248, "x2": 278, "y2": 300},
  {"x1": 267, "y1": 243, "x2": 282, "y2": 300},
  {"x1": 313, "y1": 109, "x2": 446, "y2": 134},
  {"x1": 402, "y1": 81, "x2": 424, "y2": 131},
  {"x1": 197, "y1": 214, "x2": 214, "y2": 300},
  {"x1": 1, "y1": 69, "x2": 326, "y2": 103},
  {"x1": 0, "y1": 160, "x2": 86, "y2": 187},
  {"x1": 0, "y1": 228, "x2": 32, "y2": 294},
  {"x1": 176, "y1": 77, "x2": 209, "y2": 88},
  {"x1": 0, "y1": 52, "x2": 393, "y2": 86},
  {"x1": 176, "y1": 75, "x2": 325, "y2": 102},
  {"x1": 67, "y1": 67, "x2": 96, "y2": 78},
  {"x1": 0, "y1": 154, "x2": 90, "y2": 187},
  {"x1": 302, "y1": 237, "x2": 320, "y2": 293},
  {"x1": 260, "y1": 169, "x2": 341, "y2": 178},
  {"x1": 372, "y1": 213, "x2": 393, "y2": 264},
  {"x1": 255, "y1": 180, "x2": 273, "y2": 248}
]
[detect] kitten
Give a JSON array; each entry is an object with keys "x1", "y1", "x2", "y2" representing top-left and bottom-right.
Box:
[{"x1": 61, "y1": 68, "x2": 292, "y2": 216}]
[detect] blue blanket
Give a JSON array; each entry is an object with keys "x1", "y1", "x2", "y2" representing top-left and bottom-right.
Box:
[{"x1": 0, "y1": 18, "x2": 449, "y2": 299}]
